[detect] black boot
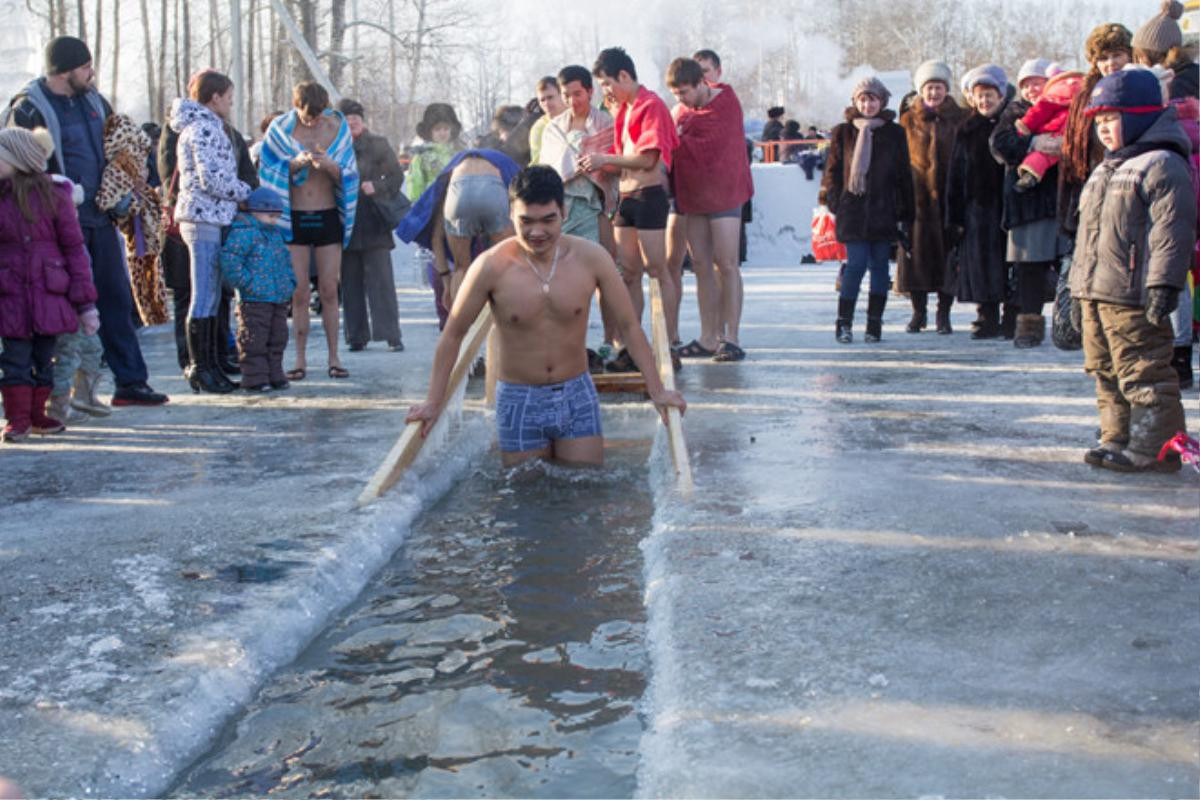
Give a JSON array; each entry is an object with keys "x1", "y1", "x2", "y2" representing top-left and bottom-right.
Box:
[
  {"x1": 1000, "y1": 303, "x2": 1018, "y2": 340},
  {"x1": 836, "y1": 298, "x2": 855, "y2": 344},
  {"x1": 971, "y1": 302, "x2": 1001, "y2": 339},
  {"x1": 186, "y1": 318, "x2": 235, "y2": 394},
  {"x1": 936, "y1": 292, "x2": 954, "y2": 334},
  {"x1": 906, "y1": 292, "x2": 928, "y2": 333},
  {"x1": 216, "y1": 296, "x2": 241, "y2": 376},
  {"x1": 1173, "y1": 345, "x2": 1195, "y2": 390},
  {"x1": 865, "y1": 293, "x2": 886, "y2": 342},
  {"x1": 209, "y1": 316, "x2": 239, "y2": 391}
]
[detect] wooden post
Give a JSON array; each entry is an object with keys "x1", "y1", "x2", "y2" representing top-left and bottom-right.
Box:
[
  {"x1": 356, "y1": 305, "x2": 494, "y2": 507},
  {"x1": 649, "y1": 278, "x2": 694, "y2": 495},
  {"x1": 484, "y1": 328, "x2": 498, "y2": 407}
]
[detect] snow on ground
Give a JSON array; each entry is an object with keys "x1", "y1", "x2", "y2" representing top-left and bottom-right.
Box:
[{"x1": 746, "y1": 163, "x2": 822, "y2": 267}]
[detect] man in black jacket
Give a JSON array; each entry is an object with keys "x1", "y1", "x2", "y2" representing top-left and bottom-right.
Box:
[
  {"x1": 337, "y1": 99, "x2": 407, "y2": 352},
  {"x1": 4, "y1": 36, "x2": 167, "y2": 405}
]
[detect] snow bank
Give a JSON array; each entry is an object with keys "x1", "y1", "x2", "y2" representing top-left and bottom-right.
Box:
[{"x1": 746, "y1": 163, "x2": 822, "y2": 267}]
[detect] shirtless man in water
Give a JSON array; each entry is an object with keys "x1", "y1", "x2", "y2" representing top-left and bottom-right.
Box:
[
  {"x1": 576, "y1": 47, "x2": 679, "y2": 369},
  {"x1": 407, "y1": 166, "x2": 686, "y2": 466},
  {"x1": 287, "y1": 82, "x2": 349, "y2": 379}
]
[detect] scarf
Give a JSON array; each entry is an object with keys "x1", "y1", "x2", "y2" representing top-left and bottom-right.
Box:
[
  {"x1": 259, "y1": 109, "x2": 359, "y2": 248},
  {"x1": 848, "y1": 117, "x2": 885, "y2": 196}
]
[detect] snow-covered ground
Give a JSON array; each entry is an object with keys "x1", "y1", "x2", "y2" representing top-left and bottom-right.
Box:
[{"x1": 1, "y1": 243, "x2": 1197, "y2": 796}]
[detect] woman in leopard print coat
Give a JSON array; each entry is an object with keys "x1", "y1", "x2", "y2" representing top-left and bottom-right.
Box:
[{"x1": 96, "y1": 113, "x2": 169, "y2": 325}]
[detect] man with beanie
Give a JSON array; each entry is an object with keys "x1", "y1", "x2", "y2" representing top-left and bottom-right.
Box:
[
  {"x1": 3, "y1": 36, "x2": 168, "y2": 406},
  {"x1": 1069, "y1": 68, "x2": 1195, "y2": 473}
]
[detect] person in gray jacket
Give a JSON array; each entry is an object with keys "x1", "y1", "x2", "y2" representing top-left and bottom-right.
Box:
[{"x1": 1069, "y1": 68, "x2": 1196, "y2": 473}]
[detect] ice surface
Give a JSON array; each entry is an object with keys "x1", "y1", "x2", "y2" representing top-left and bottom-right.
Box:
[{"x1": 635, "y1": 265, "x2": 1199, "y2": 797}]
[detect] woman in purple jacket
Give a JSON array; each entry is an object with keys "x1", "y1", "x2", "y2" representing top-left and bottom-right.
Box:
[{"x1": 0, "y1": 128, "x2": 99, "y2": 442}]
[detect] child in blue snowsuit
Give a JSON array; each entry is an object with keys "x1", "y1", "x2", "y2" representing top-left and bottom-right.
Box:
[{"x1": 219, "y1": 187, "x2": 297, "y2": 392}]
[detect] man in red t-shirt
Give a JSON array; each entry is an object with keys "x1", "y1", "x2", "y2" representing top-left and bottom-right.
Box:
[{"x1": 577, "y1": 47, "x2": 679, "y2": 368}]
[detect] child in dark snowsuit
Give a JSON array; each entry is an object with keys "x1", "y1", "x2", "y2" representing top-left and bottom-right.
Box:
[{"x1": 218, "y1": 188, "x2": 296, "y2": 392}]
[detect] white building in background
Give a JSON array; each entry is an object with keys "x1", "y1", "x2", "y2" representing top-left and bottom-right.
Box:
[{"x1": 0, "y1": 0, "x2": 37, "y2": 110}]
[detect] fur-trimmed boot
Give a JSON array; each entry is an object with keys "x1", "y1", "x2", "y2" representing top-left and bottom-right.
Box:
[
  {"x1": 865, "y1": 293, "x2": 887, "y2": 342},
  {"x1": 1, "y1": 384, "x2": 32, "y2": 442},
  {"x1": 836, "y1": 298, "x2": 855, "y2": 344},
  {"x1": 70, "y1": 370, "x2": 112, "y2": 416},
  {"x1": 1013, "y1": 314, "x2": 1046, "y2": 349},
  {"x1": 48, "y1": 392, "x2": 84, "y2": 424},
  {"x1": 30, "y1": 385, "x2": 65, "y2": 434}
]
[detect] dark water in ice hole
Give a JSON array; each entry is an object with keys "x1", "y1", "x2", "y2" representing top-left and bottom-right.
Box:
[{"x1": 172, "y1": 442, "x2": 655, "y2": 798}]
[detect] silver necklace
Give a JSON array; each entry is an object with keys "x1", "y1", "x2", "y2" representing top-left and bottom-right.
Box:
[{"x1": 524, "y1": 245, "x2": 559, "y2": 294}]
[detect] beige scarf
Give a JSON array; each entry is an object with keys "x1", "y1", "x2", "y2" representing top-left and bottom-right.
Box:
[{"x1": 848, "y1": 117, "x2": 885, "y2": 195}]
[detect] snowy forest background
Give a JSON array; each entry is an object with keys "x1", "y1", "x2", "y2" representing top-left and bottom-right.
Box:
[{"x1": 5, "y1": 0, "x2": 1169, "y2": 146}]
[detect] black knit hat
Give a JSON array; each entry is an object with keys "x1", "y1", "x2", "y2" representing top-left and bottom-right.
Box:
[{"x1": 44, "y1": 36, "x2": 92, "y2": 76}]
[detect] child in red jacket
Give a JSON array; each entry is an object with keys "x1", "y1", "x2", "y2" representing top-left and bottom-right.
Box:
[
  {"x1": 1015, "y1": 70, "x2": 1085, "y2": 191},
  {"x1": 0, "y1": 129, "x2": 99, "y2": 442}
]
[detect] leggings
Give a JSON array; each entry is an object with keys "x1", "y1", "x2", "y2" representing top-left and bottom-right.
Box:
[
  {"x1": 840, "y1": 241, "x2": 891, "y2": 303},
  {"x1": 180, "y1": 221, "x2": 224, "y2": 319}
]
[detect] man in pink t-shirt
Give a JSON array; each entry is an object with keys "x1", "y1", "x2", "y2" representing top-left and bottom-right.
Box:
[{"x1": 577, "y1": 47, "x2": 679, "y2": 368}]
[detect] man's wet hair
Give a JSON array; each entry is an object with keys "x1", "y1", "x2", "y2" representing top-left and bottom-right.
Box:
[
  {"x1": 536, "y1": 75, "x2": 559, "y2": 93},
  {"x1": 510, "y1": 165, "x2": 565, "y2": 211},
  {"x1": 557, "y1": 64, "x2": 592, "y2": 91},
  {"x1": 293, "y1": 81, "x2": 330, "y2": 114},
  {"x1": 692, "y1": 49, "x2": 721, "y2": 69},
  {"x1": 666, "y1": 58, "x2": 705, "y2": 88},
  {"x1": 593, "y1": 47, "x2": 637, "y2": 82}
]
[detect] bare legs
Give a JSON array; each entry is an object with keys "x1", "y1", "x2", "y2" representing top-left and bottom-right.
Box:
[
  {"x1": 613, "y1": 226, "x2": 673, "y2": 348},
  {"x1": 665, "y1": 213, "x2": 688, "y2": 345},
  {"x1": 289, "y1": 243, "x2": 344, "y2": 373},
  {"x1": 685, "y1": 215, "x2": 742, "y2": 348},
  {"x1": 501, "y1": 436, "x2": 604, "y2": 468}
]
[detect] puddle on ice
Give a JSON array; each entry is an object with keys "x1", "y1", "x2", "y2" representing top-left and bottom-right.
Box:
[{"x1": 171, "y1": 443, "x2": 654, "y2": 798}]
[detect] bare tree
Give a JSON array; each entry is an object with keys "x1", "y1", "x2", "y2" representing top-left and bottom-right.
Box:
[
  {"x1": 76, "y1": 0, "x2": 87, "y2": 37},
  {"x1": 109, "y1": 0, "x2": 119, "y2": 106},
  {"x1": 328, "y1": 0, "x2": 346, "y2": 88},
  {"x1": 137, "y1": 0, "x2": 156, "y2": 117},
  {"x1": 157, "y1": 0, "x2": 168, "y2": 118},
  {"x1": 93, "y1": 0, "x2": 103, "y2": 72}
]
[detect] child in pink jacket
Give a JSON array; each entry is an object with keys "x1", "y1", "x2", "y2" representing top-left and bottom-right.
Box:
[{"x1": 1015, "y1": 70, "x2": 1085, "y2": 191}]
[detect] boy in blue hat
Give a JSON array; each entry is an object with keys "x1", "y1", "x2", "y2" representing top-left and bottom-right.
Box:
[
  {"x1": 1069, "y1": 67, "x2": 1195, "y2": 472},
  {"x1": 219, "y1": 187, "x2": 297, "y2": 392}
]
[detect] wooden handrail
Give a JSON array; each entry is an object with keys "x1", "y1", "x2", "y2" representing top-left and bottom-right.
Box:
[
  {"x1": 649, "y1": 278, "x2": 694, "y2": 496},
  {"x1": 356, "y1": 304, "x2": 494, "y2": 507}
]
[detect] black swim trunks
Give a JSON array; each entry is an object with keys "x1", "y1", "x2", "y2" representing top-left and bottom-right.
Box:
[
  {"x1": 291, "y1": 208, "x2": 343, "y2": 247},
  {"x1": 615, "y1": 185, "x2": 669, "y2": 230}
]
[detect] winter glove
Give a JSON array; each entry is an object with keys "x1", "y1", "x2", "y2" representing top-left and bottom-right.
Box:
[
  {"x1": 1145, "y1": 286, "x2": 1180, "y2": 327},
  {"x1": 1030, "y1": 134, "x2": 1063, "y2": 157},
  {"x1": 897, "y1": 222, "x2": 913, "y2": 255},
  {"x1": 79, "y1": 308, "x2": 100, "y2": 336},
  {"x1": 1069, "y1": 298, "x2": 1083, "y2": 335},
  {"x1": 109, "y1": 193, "x2": 133, "y2": 219}
]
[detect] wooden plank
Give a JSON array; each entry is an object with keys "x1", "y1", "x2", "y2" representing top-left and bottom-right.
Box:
[
  {"x1": 592, "y1": 372, "x2": 648, "y2": 395},
  {"x1": 357, "y1": 305, "x2": 494, "y2": 507},
  {"x1": 648, "y1": 278, "x2": 694, "y2": 496}
]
